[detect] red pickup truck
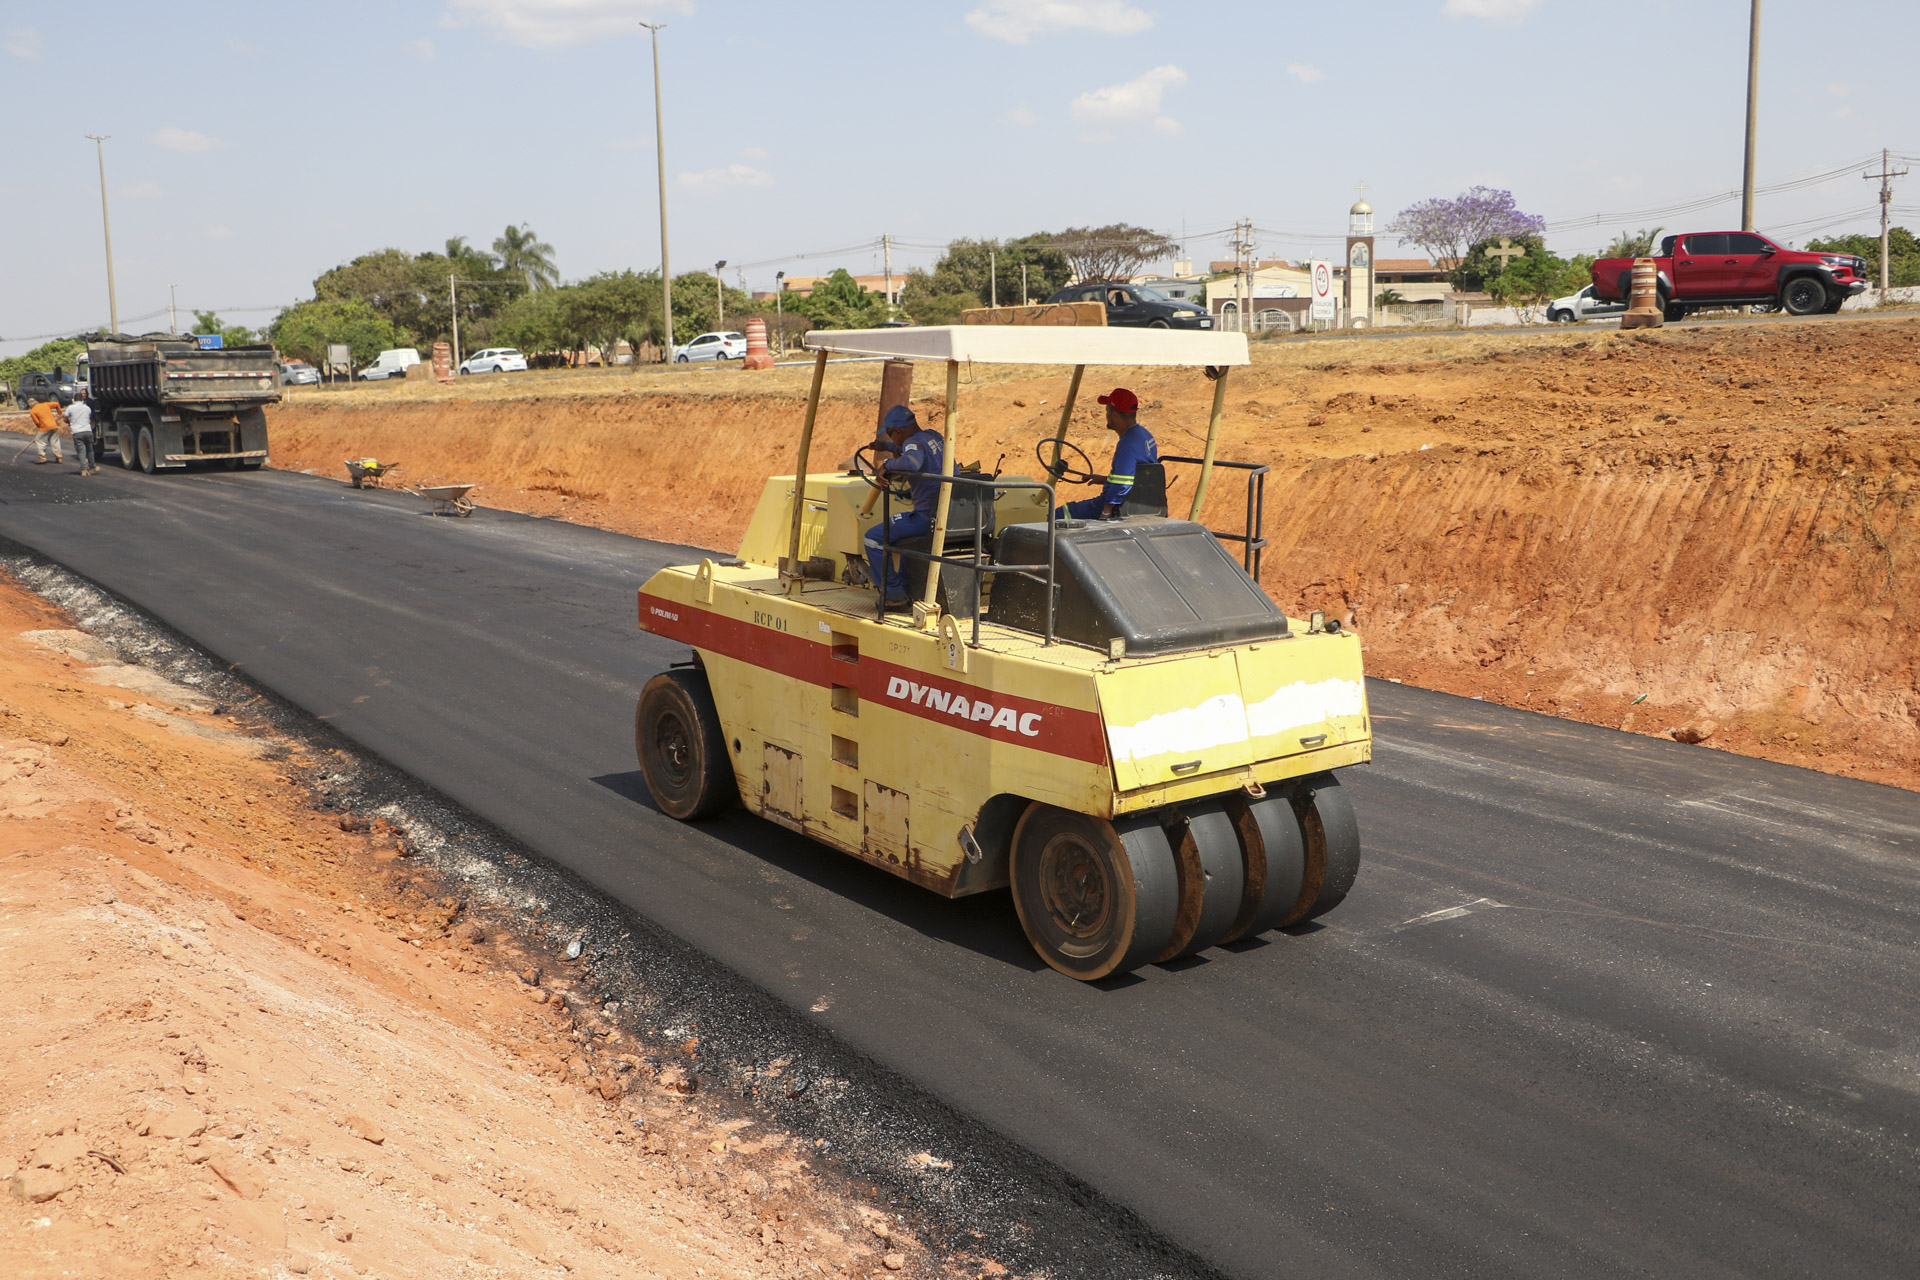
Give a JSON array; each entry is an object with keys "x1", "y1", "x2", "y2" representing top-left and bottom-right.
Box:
[{"x1": 1591, "y1": 231, "x2": 1868, "y2": 320}]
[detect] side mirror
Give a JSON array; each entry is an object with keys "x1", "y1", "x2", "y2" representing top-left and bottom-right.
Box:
[{"x1": 1760, "y1": 245, "x2": 1776, "y2": 255}]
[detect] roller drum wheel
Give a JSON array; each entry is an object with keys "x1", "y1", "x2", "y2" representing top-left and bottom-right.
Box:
[
  {"x1": 1011, "y1": 806, "x2": 1179, "y2": 981},
  {"x1": 1295, "y1": 773, "x2": 1361, "y2": 920},
  {"x1": 1219, "y1": 790, "x2": 1308, "y2": 942},
  {"x1": 635, "y1": 668, "x2": 735, "y2": 820},
  {"x1": 1156, "y1": 801, "x2": 1246, "y2": 960}
]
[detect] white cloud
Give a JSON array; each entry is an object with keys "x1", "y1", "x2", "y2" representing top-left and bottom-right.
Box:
[
  {"x1": 4, "y1": 26, "x2": 41, "y2": 59},
  {"x1": 739, "y1": 145, "x2": 770, "y2": 161},
  {"x1": 965, "y1": 0, "x2": 1152, "y2": 44},
  {"x1": 1069, "y1": 65, "x2": 1185, "y2": 139},
  {"x1": 154, "y1": 127, "x2": 224, "y2": 153},
  {"x1": 204, "y1": 225, "x2": 235, "y2": 241},
  {"x1": 443, "y1": 0, "x2": 692, "y2": 50},
  {"x1": 1440, "y1": 0, "x2": 1543, "y2": 24},
  {"x1": 1286, "y1": 62, "x2": 1324, "y2": 84},
  {"x1": 676, "y1": 163, "x2": 773, "y2": 191},
  {"x1": 1826, "y1": 83, "x2": 1849, "y2": 97},
  {"x1": 1832, "y1": 105, "x2": 1853, "y2": 120},
  {"x1": 409, "y1": 38, "x2": 438, "y2": 60},
  {"x1": 120, "y1": 181, "x2": 165, "y2": 199},
  {"x1": 999, "y1": 105, "x2": 1038, "y2": 127}
]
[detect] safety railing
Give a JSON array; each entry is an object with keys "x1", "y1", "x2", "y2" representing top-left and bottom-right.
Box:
[
  {"x1": 877, "y1": 473, "x2": 1059, "y2": 647},
  {"x1": 1159, "y1": 455, "x2": 1269, "y2": 577}
]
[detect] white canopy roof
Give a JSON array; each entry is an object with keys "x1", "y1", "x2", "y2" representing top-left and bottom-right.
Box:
[{"x1": 801, "y1": 325, "x2": 1249, "y2": 367}]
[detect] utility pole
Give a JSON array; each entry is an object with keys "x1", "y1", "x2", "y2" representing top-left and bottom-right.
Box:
[
  {"x1": 714, "y1": 260, "x2": 726, "y2": 326},
  {"x1": 450, "y1": 274, "x2": 460, "y2": 365},
  {"x1": 1741, "y1": 0, "x2": 1761, "y2": 232},
  {"x1": 882, "y1": 234, "x2": 892, "y2": 313},
  {"x1": 641, "y1": 22, "x2": 674, "y2": 360},
  {"x1": 1021, "y1": 262, "x2": 1028, "y2": 306},
  {"x1": 1865, "y1": 148, "x2": 1908, "y2": 296},
  {"x1": 989, "y1": 247, "x2": 997, "y2": 309},
  {"x1": 169, "y1": 284, "x2": 178, "y2": 334},
  {"x1": 85, "y1": 135, "x2": 118, "y2": 333}
]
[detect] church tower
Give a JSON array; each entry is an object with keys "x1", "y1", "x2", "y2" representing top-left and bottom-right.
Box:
[{"x1": 1345, "y1": 192, "x2": 1376, "y2": 328}]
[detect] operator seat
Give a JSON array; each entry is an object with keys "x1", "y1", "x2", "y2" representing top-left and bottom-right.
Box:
[{"x1": 1116, "y1": 461, "x2": 1168, "y2": 519}]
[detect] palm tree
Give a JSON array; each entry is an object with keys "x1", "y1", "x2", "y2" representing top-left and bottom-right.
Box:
[{"x1": 493, "y1": 224, "x2": 559, "y2": 291}]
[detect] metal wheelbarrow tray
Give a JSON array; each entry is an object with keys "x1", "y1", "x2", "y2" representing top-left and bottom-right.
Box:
[{"x1": 408, "y1": 483, "x2": 479, "y2": 517}]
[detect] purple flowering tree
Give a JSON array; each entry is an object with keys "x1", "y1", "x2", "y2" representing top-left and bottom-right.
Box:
[{"x1": 1386, "y1": 188, "x2": 1548, "y2": 289}]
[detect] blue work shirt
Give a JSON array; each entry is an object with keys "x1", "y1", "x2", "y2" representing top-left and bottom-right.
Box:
[
  {"x1": 887, "y1": 427, "x2": 946, "y2": 516},
  {"x1": 1100, "y1": 422, "x2": 1158, "y2": 508}
]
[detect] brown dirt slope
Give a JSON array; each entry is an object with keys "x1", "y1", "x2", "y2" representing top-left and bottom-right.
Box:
[
  {"x1": 269, "y1": 317, "x2": 1920, "y2": 787},
  {"x1": 0, "y1": 578, "x2": 968, "y2": 1279}
]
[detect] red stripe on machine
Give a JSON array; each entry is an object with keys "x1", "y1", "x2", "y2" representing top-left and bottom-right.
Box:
[{"x1": 638, "y1": 592, "x2": 1107, "y2": 765}]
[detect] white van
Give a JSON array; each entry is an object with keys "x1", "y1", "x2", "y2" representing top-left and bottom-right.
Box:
[{"x1": 357, "y1": 348, "x2": 423, "y2": 381}]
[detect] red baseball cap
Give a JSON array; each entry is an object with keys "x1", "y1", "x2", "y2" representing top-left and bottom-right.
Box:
[{"x1": 1096, "y1": 388, "x2": 1139, "y2": 413}]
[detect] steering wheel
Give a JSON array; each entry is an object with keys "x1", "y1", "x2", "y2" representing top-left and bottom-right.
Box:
[
  {"x1": 1034, "y1": 437, "x2": 1099, "y2": 485},
  {"x1": 851, "y1": 440, "x2": 906, "y2": 492}
]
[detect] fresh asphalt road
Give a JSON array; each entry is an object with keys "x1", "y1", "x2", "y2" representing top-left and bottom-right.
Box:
[{"x1": 3, "y1": 460, "x2": 1917, "y2": 1279}]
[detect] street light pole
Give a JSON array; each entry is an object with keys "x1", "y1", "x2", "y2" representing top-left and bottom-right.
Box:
[
  {"x1": 85, "y1": 135, "x2": 118, "y2": 333},
  {"x1": 1741, "y1": 0, "x2": 1761, "y2": 232},
  {"x1": 641, "y1": 22, "x2": 674, "y2": 362},
  {"x1": 715, "y1": 260, "x2": 726, "y2": 327},
  {"x1": 169, "y1": 284, "x2": 179, "y2": 334}
]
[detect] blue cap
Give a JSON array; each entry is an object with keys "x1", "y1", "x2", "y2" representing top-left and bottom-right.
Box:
[{"x1": 880, "y1": 404, "x2": 918, "y2": 433}]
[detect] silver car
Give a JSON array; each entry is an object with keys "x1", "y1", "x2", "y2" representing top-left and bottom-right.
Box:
[{"x1": 673, "y1": 331, "x2": 747, "y2": 362}]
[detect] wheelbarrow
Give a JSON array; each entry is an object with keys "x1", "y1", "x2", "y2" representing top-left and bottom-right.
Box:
[
  {"x1": 346, "y1": 458, "x2": 399, "y2": 489},
  {"x1": 407, "y1": 483, "x2": 478, "y2": 517}
]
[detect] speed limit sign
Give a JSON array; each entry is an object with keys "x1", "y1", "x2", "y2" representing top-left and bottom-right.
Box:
[{"x1": 1309, "y1": 260, "x2": 1335, "y2": 322}]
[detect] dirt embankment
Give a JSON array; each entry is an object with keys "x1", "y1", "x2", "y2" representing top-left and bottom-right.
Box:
[
  {"x1": 271, "y1": 319, "x2": 1920, "y2": 788},
  {"x1": 0, "y1": 579, "x2": 966, "y2": 1278}
]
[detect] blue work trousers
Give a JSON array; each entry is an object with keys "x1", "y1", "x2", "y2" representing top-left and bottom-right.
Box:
[{"x1": 865, "y1": 509, "x2": 933, "y2": 602}]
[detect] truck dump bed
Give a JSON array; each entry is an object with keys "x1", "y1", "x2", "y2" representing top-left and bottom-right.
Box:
[{"x1": 85, "y1": 334, "x2": 281, "y2": 415}]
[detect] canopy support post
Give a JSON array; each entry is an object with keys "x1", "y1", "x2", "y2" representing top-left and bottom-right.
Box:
[
  {"x1": 784, "y1": 347, "x2": 830, "y2": 596},
  {"x1": 919, "y1": 359, "x2": 960, "y2": 620},
  {"x1": 1187, "y1": 367, "x2": 1230, "y2": 522},
  {"x1": 1049, "y1": 364, "x2": 1085, "y2": 476}
]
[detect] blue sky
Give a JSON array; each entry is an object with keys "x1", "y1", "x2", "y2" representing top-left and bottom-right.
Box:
[{"x1": 5, "y1": 0, "x2": 1918, "y2": 354}]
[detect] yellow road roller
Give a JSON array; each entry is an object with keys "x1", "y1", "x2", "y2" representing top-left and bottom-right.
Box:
[{"x1": 635, "y1": 325, "x2": 1368, "y2": 979}]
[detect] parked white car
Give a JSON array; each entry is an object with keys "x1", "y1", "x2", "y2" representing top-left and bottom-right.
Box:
[
  {"x1": 459, "y1": 348, "x2": 529, "y2": 375},
  {"x1": 1546, "y1": 284, "x2": 1625, "y2": 323},
  {"x1": 673, "y1": 331, "x2": 746, "y2": 362}
]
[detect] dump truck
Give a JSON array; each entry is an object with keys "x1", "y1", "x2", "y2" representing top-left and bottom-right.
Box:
[
  {"x1": 83, "y1": 332, "x2": 277, "y2": 472},
  {"x1": 633, "y1": 325, "x2": 1367, "y2": 980}
]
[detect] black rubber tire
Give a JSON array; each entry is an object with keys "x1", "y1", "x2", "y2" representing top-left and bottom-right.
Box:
[
  {"x1": 1820, "y1": 296, "x2": 1845, "y2": 315},
  {"x1": 1296, "y1": 773, "x2": 1361, "y2": 920},
  {"x1": 1157, "y1": 801, "x2": 1247, "y2": 959},
  {"x1": 1147, "y1": 318, "x2": 1171, "y2": 329},
  {"x1": 118, "y1": 425, "x2": 138, "y2": 470},
  {"x1": 635, "y1": 668, "x2": 735, "y2": 820},
  {"x1": 675, "y1": 354, "x2": 689, "y2": 363},
  {"x1": 1548, "y1": 309, "x2": 1569, "y2": 323},
  {"x1": 1219, "y1": 790, "x2": 1308, "y2": 941},
  {"x1": 1781, "y1": 277, "x2": 1827, "y2": 316},
  {"x1": 137, "y1": 426, "x2": 157, "y2": 475},
  {"x1": 1011, "y1": 805, "x2": 1179, "y2": 980},
  {"x1": 1617, "y1": 271, "x2": 1635, "y2": 301},
  {"x1": 239, "y1": 458, "x2": 263, "y2": 470},
  {"x1": 1661, "y1": 295, "x2": 1687, "y2": 322}
]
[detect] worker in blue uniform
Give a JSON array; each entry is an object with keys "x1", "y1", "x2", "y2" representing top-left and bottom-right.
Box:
[
  {"x1": 864, "y1": 403, "x2": 945, "y2": 609},
  {"x1": 1055, "y1": 387, "x2": 1157, "y2": 520}
]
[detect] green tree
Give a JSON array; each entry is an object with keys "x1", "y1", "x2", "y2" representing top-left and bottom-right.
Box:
[
  {"x1": 558, "y1": 271, "x2": 659, "y2": 363},
  {"x1": 1375, "y1": 288, "x2": 1406, "y2": 307},
  {"x1": 266, "y1": 299, "x2": 397, "y2": 367},
  {"x1": 191, "y1": 310, "x2": 258, "y2": 347},
  {"x1": 668, "y1": 270, "x2": 755, "y2": 341},
  {"x1": 0, "y1": 337, "x2": 87, "y2": 402},
  {"x1": 1808, "y1": 227, "x2": 1920, "y2": 287},
  {"x1": 792, "y1": 269, "x2": 890, "y2": 330},
  {"x1": 1484, "y1": 243, "x2": 1592, "y2": 322},
  {"x1": 493, "y1": 224, "x2": 559, "y2": 291},
  {"x1": 1603, "y1": 226, "x2": 1666, "y2": 259},
  {"x1": 1050, "y1": 224, "x2": 1180, "y2": 283},
  {"x1": 899, "y1": 267, "x2": 976, "y2": 325},
  {"x1": 495, "y1": 287, "x2": 567, "y2": 358}
]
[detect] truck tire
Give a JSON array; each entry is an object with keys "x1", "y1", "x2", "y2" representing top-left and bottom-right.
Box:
[
  {"x1": 118, "y1": 425, "x2": 138, "y2": 470},
  {"x1": 1011, "y1": 805, "x2": 1180, "y2": 981},
  {"x1": 1781, "y1": 277, "x2": 1827, "y2": 316},
  {"x1": 1663, "y1": 300, "x2": 1687, "y2": 322},
  {"x1": 636, "y1": 668, "x2": 734, "y2": 820},
  {"x1": 137, "y1": 427, "x2": 158, "y2": 475}
]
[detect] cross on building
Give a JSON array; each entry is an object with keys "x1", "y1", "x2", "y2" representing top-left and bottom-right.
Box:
[{"x1": 1486, "y1": 237, "x2": 1527, "y2": 269}]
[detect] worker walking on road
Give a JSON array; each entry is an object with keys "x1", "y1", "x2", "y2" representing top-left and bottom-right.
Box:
[
  {"x1": 28, "y1": 396, "x2": 65, "y2": 465},
  {"x1": 863, "y1": 404, "x2": 944, "y2": 610},
  {"x1": 66, "y1": 390, "x2": 97, "y2": 475},
  {"x1": 1055, "y1": 387, "x2": 1156, "y2": 521}
]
